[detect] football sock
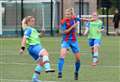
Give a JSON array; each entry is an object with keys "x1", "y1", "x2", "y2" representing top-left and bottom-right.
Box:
[
  {"x1": 74, "y1": 72, "x2": 78, "y2": 80},
  {"x1": 93, "y1": 51, "x2": 98, "y2": 63},
  {"x1": 43, "y1": 55, "x2": 51, "y2": 71},
  {"x1": 32, "y1": 65, "x2": 43, "y2": 79},
  {"x1": 58, "y1": 58, "x2": 64, "y2": 73},
  {"x1": 75, "y1": 60, "x2": 80, "y2": 73}
]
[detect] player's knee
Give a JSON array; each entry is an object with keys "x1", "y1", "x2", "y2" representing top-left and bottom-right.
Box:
[
  {"x1": 75, "y1": 53, "x2": 80, "y2": 60},
  {"x1": 41, "y1": 50, "x2": 49, "y2": 56},
  {"x1": 94, "y1": 46, "x2": 98, "y2": 52},
  {"x1": 60, "y1": 53, "x2": 66, "y2": 58},
  {"x1": 38, "y1": 61, "x2": 44, "y2": 66},
  {"x1": 60, "y1": 49, "x2": 67, "y2": 58}
]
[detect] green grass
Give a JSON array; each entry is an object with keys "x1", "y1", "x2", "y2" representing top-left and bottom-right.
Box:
[{"x1": 0, "y1": 36, "x2": 120, "y2": 82}]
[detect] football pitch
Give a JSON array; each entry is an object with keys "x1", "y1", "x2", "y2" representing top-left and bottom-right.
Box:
[{"x1": 0, "y1": 36, "x2": 120, "y2": 82}]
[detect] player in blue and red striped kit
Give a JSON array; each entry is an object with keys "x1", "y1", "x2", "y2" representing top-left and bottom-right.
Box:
[{"x1": 58, "y1": 8, "x2": 81, "y2": 80}]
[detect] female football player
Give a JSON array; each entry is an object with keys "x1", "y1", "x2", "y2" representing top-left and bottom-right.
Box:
[
  {"x1": 83, "y1": 12, "x2": 104, "y2": 66},
  {"x1": 19, "y1": 16, "x2": 55, "y2": 82},
  {"x1": 58, "y1": 8, "x2": 81, "y2": 80}
]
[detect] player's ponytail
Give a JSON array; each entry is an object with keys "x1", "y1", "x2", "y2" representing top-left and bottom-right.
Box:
[
  {"x1": 21, "y1": 16, "x2": 34, "y2": 29},
  {"x1": 22, "y1": 17, "x2": 27, "y2": 29}
]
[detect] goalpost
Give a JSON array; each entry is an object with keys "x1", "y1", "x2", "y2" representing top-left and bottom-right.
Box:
[{"x1": 36, "y1": 0, "x2": 57, "y2": 33}]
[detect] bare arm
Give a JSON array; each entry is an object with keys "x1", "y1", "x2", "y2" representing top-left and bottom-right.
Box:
[
  {"x1": 97, "y1": 28, "x2": 104, "y2": 32},
  {"x1": 81, "y1": 18, "x2": 95, "y2": 22},
  {"x1": 19, "y1": 36, "x2": 26, "y2": 54},
  {"x1": 83, "y1": 27, "x2": 89, "y2": 35},
  {"x1": 21, "y1": 36, "x2": 26, "y2": 47}
]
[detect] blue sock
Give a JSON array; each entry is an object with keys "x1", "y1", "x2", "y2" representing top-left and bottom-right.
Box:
[
  {"x1": 43, "y1": 55, "x2": 51, "y2": 71},
  {"x1": 58, "y1": 58, "x2": 64, "y2": 73},
  {"x1": 75, "y1": 60, "x2": 80, "y2": 73},
  {"x1": 93, "y1": 52, "x2": 98, "y2": 63},
  {"x1": 32, "y1": 65, "x2": 43, "y2": 79}
]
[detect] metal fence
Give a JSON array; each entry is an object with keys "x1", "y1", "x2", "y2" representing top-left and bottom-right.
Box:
[{"x1": 0, "y1": 0, "x2": 119, "y2": 37}]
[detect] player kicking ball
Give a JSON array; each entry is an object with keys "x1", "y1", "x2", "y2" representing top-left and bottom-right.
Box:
[
  {"x1": 19, "y1": 16, "x2": 55, "y2": 82},
  {"x1": 83, "y1": 12, "x2": 104, "y2": 66}
]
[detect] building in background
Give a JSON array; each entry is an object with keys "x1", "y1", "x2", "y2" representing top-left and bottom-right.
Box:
[
  {"x1": 61, "y1": 0, "x2": 97, "y2": 15},
  {"x1": 0, "y1": 0, "x2": 118, "y2": 37}
]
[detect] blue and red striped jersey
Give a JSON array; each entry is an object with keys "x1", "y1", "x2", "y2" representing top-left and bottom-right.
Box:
[{"x1": 60, "y1": 16, "x2": 81, "y2": 42}]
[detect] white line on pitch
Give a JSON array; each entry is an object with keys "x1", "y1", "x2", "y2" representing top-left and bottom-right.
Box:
[
  {"x1": 0, "y1": 62, "x2": 120, "y2": 68},
  {"x1": 0, "y1": 79, "x2": 57, "y2": 82}
]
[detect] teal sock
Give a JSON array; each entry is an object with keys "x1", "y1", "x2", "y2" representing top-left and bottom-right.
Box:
[
  {"x1": 43, "y1": 55, "x2": 51, "y2": 70},
  {"x1": 32, "y1": 65, "x2": 43, "y2": 79},
  {"x1": 32, "y1": 73, "x2": 39, "y2": 79},
  {"x1": 93, "y1": 52, "x2": 98, "y2": 63}
]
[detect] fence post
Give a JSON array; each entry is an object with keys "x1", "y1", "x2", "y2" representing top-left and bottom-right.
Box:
[
  {"x1": 106, "y1": 8, "x2": 109, "y2": 35},
  {"x1": 21, "y1": 0, "x2": 24, "y2": 37},
  {"x1": 79, "y1": 0, "x2": 82, "y2": 36},
  {"x1": 50, "y1": 0, "x2": 54, "y2": 36}
]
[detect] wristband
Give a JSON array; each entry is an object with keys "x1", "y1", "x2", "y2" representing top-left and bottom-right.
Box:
[{"x1": 21, "y1": 46, "x2": 25, "y2": 51}]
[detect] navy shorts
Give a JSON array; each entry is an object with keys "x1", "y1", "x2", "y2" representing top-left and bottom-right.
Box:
[{"x1": 88, "y1": 39, "x2": 101, "y2": 47}]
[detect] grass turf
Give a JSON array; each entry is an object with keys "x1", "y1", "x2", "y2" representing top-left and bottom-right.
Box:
[{"x1": 0, "y1": 36, "x2": 120, "y2": 82}]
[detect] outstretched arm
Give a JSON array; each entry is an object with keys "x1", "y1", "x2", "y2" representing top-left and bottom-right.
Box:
[
  {"x1": 83, "y1": 22, "x2": 90, "y2": 35},
  {"x1": 83, "y1": 27, "x2": 89, "y2": 35},
  {"x1": 81, "y1": 18, "x2": 96, "y2": 22},
  {"x1": 21, "y1": 36, "x2": 26, "y2": 47},
  {"x1": 19, "y1": 36, "x2": 26, "y2": 54}
]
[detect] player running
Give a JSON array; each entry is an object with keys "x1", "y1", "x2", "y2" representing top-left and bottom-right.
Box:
[
  {"x1": 19, "y1": 16, "x2": 55, "y2": 82},
  {"x1": 83, "y1": 12, "x2": 104, "y2": 66}
]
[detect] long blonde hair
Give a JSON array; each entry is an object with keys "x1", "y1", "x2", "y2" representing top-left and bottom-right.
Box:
[{"x1": 22, "y1": 16, "x2": 34, "y2": 29}]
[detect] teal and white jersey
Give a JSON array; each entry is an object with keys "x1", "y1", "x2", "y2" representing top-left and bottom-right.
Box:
[
  {"x1": 24, "y1": 26, "x2": 40, "y2": 48},
  {"x1": 86, "y1": 19, "x2": 104, "y2": 39}
]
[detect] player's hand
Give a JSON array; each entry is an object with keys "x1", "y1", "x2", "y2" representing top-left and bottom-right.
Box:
[
  {"x1": 19, "y1": 46, "x2": 25, "y2": 55},
  {"x1": 19, "y1": 49, "x2": 24, "y2": 55},
  {"x1": 81, "y1": 18, "x2": 88, "y2": 21},
  {"x1": 72, "y1": 22, "x2": 79, "y2": 28},
  {"x1": 97, "y1": 29, "x2": 104, "y2": 32}
]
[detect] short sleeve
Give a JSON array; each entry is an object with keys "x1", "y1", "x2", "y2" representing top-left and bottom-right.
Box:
[
  {"x1": 75, "y1": 17, "x2": 81, "y2": 22},
  {"x1": 24, "y1": 28, "x2": 32, "y2": 38},
  {"x1": 85, "y1": 22, "x2": 90, "y2": 29},
  {"x1": 60, "y1": 23, "x2": 66, "y2": 32}
]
